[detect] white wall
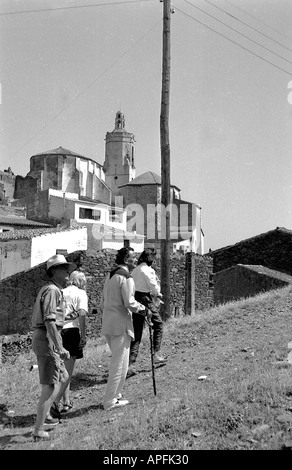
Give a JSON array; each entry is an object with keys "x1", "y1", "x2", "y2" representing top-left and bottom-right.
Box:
[
  {"x1": 31, "y1": 228, "x2": 87, "y2": 267},
  {"x1": 48, "y1": 189, "x2": 78, "y2": 199}
]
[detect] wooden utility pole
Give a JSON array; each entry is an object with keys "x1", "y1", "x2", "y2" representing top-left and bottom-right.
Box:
[{"x1": 160, "y1": 0, "x2": 171, "y2": 321}]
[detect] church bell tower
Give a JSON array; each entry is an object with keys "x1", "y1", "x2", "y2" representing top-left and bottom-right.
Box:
[{"x1": 103, "y1": 111, "x2": 136, "y2": 193}]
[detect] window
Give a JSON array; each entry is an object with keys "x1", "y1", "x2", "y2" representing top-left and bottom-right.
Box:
[
  {"x1": 109, "y1": 210, "x2": 122, "y2": 223},
  {"x1": 79, "y1": 208, "x2": 101, "y2": 221}
]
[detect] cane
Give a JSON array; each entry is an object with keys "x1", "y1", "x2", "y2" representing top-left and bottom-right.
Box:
[{"x1": 145, "y1": 311, "x2": 156, "y2": 396}]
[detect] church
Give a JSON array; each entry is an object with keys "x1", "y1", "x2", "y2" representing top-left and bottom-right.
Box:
[{"x1": 11, "y1": 111, "x2": 204, "y2": 253}]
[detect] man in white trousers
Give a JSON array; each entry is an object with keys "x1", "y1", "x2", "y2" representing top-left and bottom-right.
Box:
[{"x1": 100, "y1": 246, "x2": 147, "y2": 410}]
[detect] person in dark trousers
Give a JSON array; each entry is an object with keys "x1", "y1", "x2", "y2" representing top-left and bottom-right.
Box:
[{"x1": 127, "y1": 248, "x2": 166, "y2": 378}]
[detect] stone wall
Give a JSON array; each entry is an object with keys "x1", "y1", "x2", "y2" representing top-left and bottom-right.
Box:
[
  {"x1": 14, "y1": 175, "x2": 40, "y2": 200},
  {"x1": 214, "y1": 264, "x2": 292, "y2": 304},
  {"x1": 0, "y1": 263, "x2": 46, "y2": 335},
  {"x1": 0, "y1": 170, "x2": 16, "y2": 200},
  {"x1": 210, "y1": 227, "x2": 292, "y2": 276},
  {"x1": 0, "y1": 250, "x2": 214, "y2": 337},
  {"x1": 194, "y1": 254, "x2": 214, "y2": 311}
]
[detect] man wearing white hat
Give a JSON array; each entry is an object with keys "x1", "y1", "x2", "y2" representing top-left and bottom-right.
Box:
[{"x1": 31, "y1": 254, "x2": 76, "y2": 441}]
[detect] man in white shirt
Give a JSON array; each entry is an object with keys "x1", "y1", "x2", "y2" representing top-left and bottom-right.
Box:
[
  {"x1": 127, "y1": 248, "x2": 166, "y2": 378},
  {"x1": 100, "y1": 247, "x2": 146, "y2": 410}
]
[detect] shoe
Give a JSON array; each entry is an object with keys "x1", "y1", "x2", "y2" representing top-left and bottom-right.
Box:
[
  {"x1": 33, "y1": 430, "x2": 50, "y2": 442},
  {"x1": 153, "y1": 352, "x2": 167, "y2": 364},
  {"x1": 104, "y1": 399, "x2": 129, "y2": 411},
  {"x1": 126, "y1": 365, "x2": 136, "y2": 379},
  {"x1": 44, "y1": 415, "x2": 59, "y2": 426},
  {"x1": 60, "y1": 401, "x2": 73, "y2": 413},
  {"x1": 50, "y1": 402, "x2": 61, "y2": 419}
]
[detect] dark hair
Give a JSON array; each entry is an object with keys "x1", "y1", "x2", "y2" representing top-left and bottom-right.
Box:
[
  {"x1": 115, "y1": 247, "x2": 134, "y2": 265},
  {"x1": 137, "y1": 248, "x2": 157, "y2": 266}
]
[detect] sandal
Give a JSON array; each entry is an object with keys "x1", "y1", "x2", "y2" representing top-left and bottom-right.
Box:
[
  {"x1": 33, "y1": 430, "x2": 50, "y2": 442},
  {"x1": 60, "y1": 401, "x2": 73, "y2": 413}
]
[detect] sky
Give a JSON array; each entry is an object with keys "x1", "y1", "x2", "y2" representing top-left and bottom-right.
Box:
[{"x1": 0, "y1": 0, "x2": 292, "y2": 252}]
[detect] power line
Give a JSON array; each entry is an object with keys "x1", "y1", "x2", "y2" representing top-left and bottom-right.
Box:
[
  {"x1": 224, "y1": 0, "x2": 292, "y2": 44},
  {"x1": 0, "y1": 0, "x2": 154, "y2": 17},
  {"x1": 4, "y1": 19, "x2": 162, "y2": 164},
  {"x1": 201, "y1": 0, "x2": 292, "y2": 54},
  {"x1": 175, "y1": 7, "x2": 292, "y2": 77},
  {"x1": 183, "y1": 0, "x2": 292, "y2": 67}
]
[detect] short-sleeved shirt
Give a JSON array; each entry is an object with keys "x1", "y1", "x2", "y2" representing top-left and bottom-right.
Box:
[
  {"x1": 32, "y1": 282, "x2": 66, "y2": 329},
  {"x1": 62, "y1": 284, "x2": 88, "y2": 329}
]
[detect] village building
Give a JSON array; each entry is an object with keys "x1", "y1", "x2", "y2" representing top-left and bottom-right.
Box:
[
  {"x1": 0, "y1": 225, "x2": 87, "y2": 280},
  {"x1": 0, "y1": 168, "x2": 16, "y2": 203},
  {"x1": 102, "y1": 111, "x2": 204, "y2": 253},
  {"x1": 1, "y1": 110, "x2": 204, "y2": 257}
]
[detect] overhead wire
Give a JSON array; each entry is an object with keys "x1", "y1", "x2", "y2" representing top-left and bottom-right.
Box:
[
  {"x1": 183, "y1": 0, "x2": 292, "y2": 67},
  {"x1": 224, "y1": 0, "x2": 292, "y2": 44},
  {"x1": 200, "y1": 0, "x2": 292, "y2": 54},
  {"x1": 175, "y1": 6, "x2": 292, "y2": 77},
  {"x1": 4, "y1": 18, "x2": 162, "y2": 163},
  {"x1": 0, "y1": 0, "x2": 155, "y2": 17},
  {"x1": 3, "y1": 0, "x2": 292, "y2": 164}
]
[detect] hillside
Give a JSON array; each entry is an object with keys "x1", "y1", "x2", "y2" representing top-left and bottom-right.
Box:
[{"x1": 1, "y1": 286, "x2": 292, "y2": 451}]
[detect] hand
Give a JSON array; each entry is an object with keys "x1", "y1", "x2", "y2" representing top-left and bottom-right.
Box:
[
  {"x1": 65, "y1": 312, "x2": 79, "y2": 320},
  {"x1": 146, "y1": 309, "x2": 153, "y2": 321},
  {"x1": 59, "y1": 347, "x2": 70, "y2": 361},
  {"x1": 79, "y1": 337, "x2": 87, "y2": 349}
]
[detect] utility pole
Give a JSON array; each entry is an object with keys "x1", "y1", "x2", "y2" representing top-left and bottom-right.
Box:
[{"x1": 160, "y1": 0, "x2": 172, "y2": 321}]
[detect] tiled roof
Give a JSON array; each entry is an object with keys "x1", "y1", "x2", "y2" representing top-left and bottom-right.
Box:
[
  {"x1": 0, "y1": 225, "x2": 85, "y2": 241},
  {"x1": 32, "y1": 146, "x2": 86, "y2": 157},
  {"x1": 119, "y1": 171, "x2": 161, "y2": 186},
  {"x1": 31, "y1": 146, "x2": 102, "y2": 166},
  {"x1": 0, "y1": 216, "x2": 50, "y2": 227},
  {"x1": 237, "y1": 264, "x2": 292, "y2": 283},
  {"x1": 209, "y1": 227, "x2": 292, "y2": 255},
  {"x1": 119, "y1": 171, "x2": 181, "y2": 191}
]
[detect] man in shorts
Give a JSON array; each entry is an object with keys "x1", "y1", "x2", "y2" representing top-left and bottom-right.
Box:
[{"x1": 31, "y1": 254, "x2": 76, "y2": 441}]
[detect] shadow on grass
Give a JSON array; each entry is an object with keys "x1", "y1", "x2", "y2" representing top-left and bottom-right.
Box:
[
  {"x1": 9, "y1": 414, "x2": 36, "y2": 428},
  {"x1": 70, "y1": 372, "x2": 108, "y2": 390},
  {"x1": 59, "y1": 403, "x2": 104, "y2": 420},
  {"x1": 0, "y1": 431, "x2": 33, "y2": 449},
  {"x1": 138, "y1": 363, "x2": 167, "y2": 375}
]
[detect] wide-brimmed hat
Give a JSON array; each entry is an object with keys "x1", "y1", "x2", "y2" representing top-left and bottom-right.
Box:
[{"x1": 42, "y1": 254, "x2": 77, "y2": 281}]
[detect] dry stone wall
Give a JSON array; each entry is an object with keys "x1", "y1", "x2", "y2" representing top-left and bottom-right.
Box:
[
  {"x1": 0, "y1": 250, "x2": 214, "y2": 343},
  {"x1": 210, "y1": 228, "x2": 292, "y2": 276}
]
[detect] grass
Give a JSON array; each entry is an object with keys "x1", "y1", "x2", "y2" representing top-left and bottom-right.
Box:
[{"x1": 1, "y1": 285, "x2": 292, "y2": 450}]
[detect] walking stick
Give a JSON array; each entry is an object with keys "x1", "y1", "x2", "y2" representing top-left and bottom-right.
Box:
[{"x1": 145, "y1": 311, "x2": 156, "y2": 396}]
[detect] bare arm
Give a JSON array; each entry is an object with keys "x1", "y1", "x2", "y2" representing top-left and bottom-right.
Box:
[
  {"x1": 45, "y1": 320, "x2": 70, "y2": 360},
  {"x1": 78, "y1": 310, "x2": 87, "y2": 348}
]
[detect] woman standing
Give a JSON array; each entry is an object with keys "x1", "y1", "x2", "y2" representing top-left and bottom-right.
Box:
[{"x1": 53, "y1": 271, "x2": 88, "y2": 414}]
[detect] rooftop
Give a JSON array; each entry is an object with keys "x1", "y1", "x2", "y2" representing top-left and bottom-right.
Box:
[
  {"x1": 209, "y1": 227, "x2": 292, "y2": 255},
  {"x1": 0, "y1": 216, "x2": 50, "y2": 227},
  {"x1": 31, "y1": 147, "x2": 102, "y2": 167},
  {"x1": 119, "y1": 171, "x2": 180, "y2": 191},
  {"x1": 0, "y1": 225, "x2": 85, "y2": 241}
]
